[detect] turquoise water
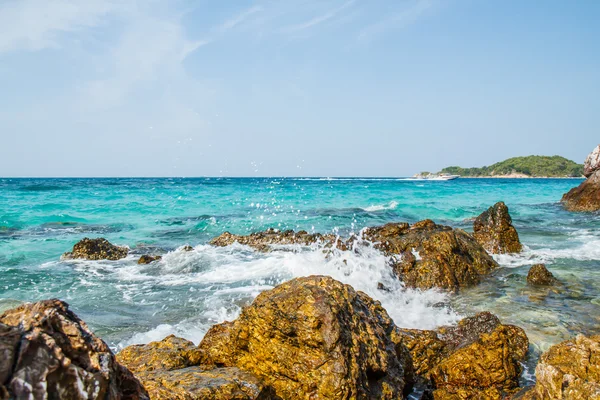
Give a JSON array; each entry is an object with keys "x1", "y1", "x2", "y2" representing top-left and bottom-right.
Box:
[{"x1": 1, "y1": 178, "x2": 599, "y2": 363}]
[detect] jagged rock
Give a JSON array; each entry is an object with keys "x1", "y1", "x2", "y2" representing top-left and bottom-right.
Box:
[
  {"x1": 182, "y1": 245, "x2": 194, "y2": 251},
  {"x1": 137, "y1": 254, "x2": 162, "y2": 264},
  {"x1": 529, "y1": 334, "x2": 600, "y2": 399},
  {"x1": 198, "y1": 275, "x2": 413, "y2": 399},
  {"x1": 562, "y1": 170, "x2": 600, "y2": 212},
  {"x1": 0, "y1": 299, "x2": 148, "y2": 400},
  {"x1": 584, "y1": 145, "x2": 600, "y2": 177},
  {"x1": 362, "y1": 220, "x2": 499, "y2": 292},
  {"x1": 397, "y1": 312, "x2": 528, "y2": 400},
  {"x1": 473, "y1": 201, "x2": 522, "y2": 254},
  {"x1": 527, "y1": 264, "x2": 558, "y2": 286},
  {"x1": 210, "y1": 229, "x2": 340, "y2": 252},
  {"x1": 117, "y1": 335, "x2": 203, "y2": 373},
  {"x1": 63, "y1": 237, "x2": 128, "y2": 260}
]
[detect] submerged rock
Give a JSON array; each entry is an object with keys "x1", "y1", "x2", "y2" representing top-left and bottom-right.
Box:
[
  {"x1": 198, "y1": 275, "x2": 413, "y2": 399},
  {"x1": 0, "y1": 299, "x2": 148, "y2": 400},
  {"x1": 210, "y1": 229, "x2": 338, "y2": 252},
  {"x1": 473, "y1": 201, "x2": 522, "y2": 254},
  {"x1": 398, "y1": 312, "x2": 528, "y2": 399},
  {"x1": 137, "y1": 254, "x2": 162, "y2": 264},
  {"x1": 529, "y1": 334, "x2": 600, "y2": 399},
  {"x1": 63, "y1": 237, "x2": 129, "y2": 260},
  {"x1": 362, "y1": 220, "x2": 499, "y2": 292},
  {"x1": 527, "y1": 264, "x2": 558, "y2": 286},
  {"x1": 118, "y1": 336, "x2": 271, "y2": 399},
  {"x1": 563, "y1": 145, "x2": 600, "y2": 212}
]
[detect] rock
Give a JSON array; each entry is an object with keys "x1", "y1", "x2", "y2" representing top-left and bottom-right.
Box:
[
  {"x1": 397, "y1": 312, "x2": 528, "y2": 400},
  {"x1": 0, "y1": 299, "x2": 148, "y2": 399},
  {"x1": 210, "y1": 229, "x2": 339, "y2": 252},
  {"x1": 584, "y1": 145, "x2": 600, "y2": 177},
  {"x1": 562, "y1": 170, "x2": 600, "y2": 212},
  {"x1": 527, "y1": 264, "x2": 558, "y2": 286},
  {"x1": 62, "y1": 237, "x2": 128, "y2": 260},
  {"x1": 362, "y1": 220, "x2": 499, "y2": 292},
  {"x1": 137, "y1": 254, "x2": 162, "y2": 264},
  {"x1": 182, "y1": 245, "x2": 194, "y2": 251},
  {"x1": 117, "y1": 335, "x2": 274, "y2": 399},
  {"x1": 117, "y1": 334, "x2": 203, "y2": 373},
  {"x1": 473, "y1": 201, "x2": 522, "y2": 254},
  {"x1": 198, "y1": 275, "x2": 413, "y2": 399},
  {"x1": 530, "y1": 334, "x2": 600, "y2": 399}
]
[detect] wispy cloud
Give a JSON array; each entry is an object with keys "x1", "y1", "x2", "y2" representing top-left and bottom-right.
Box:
[
  {"x1": 358, "y1": 0, "x2": 434, "y2": 43},
  {"x1": 220, "y1": 5, "x2": 263, "y2": 32},
  {"x1": 284, "y1": 0, "x2": 357, "y2": 33}
]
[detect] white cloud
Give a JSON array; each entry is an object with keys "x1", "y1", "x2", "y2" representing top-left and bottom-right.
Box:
[
  {"x1": 358, "y1": 0, "x2": 434, "y2": 43},
  {"x1": 284, "y1": 0, "x2": 356, "y2": 33}
]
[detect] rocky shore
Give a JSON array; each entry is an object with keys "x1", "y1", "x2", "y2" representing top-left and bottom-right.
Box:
[
  {"x1": 2, "y1": 202, "x2": 599, "y2": 399},
  {"x1": 562, "y1": 144, "x2": 600, "y2": 212}
]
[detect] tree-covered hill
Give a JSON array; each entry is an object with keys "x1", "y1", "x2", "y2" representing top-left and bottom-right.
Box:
[{"x1": 440, "y1": 155, "x2": 583, "y2": 177}]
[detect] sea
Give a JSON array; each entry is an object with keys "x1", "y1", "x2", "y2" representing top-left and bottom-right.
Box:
[{"x1": 1, "y1": 177, "x2": 599, "y2": 377}]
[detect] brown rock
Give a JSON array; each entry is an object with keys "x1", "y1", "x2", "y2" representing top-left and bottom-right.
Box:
[
  {"x1": 526, "y1": 264, "x2": 558, "y2": 286},
  {"x1": 117, "y1": 334, "x2": 203, "y2": 373},
  {"x1": 530, "y1": 334, "x2": 600, "y2": 399},
  {"x1": 362, "y1": 220, "x2": 499, "y2": 292},
  {"x1": 473, "y1": 201, "x2": 523, "y2": 254},
  {"x1": 62, "y1": 237, "x2": 129, "y2": 260},
  {"x1": 0, "y1": 299, "x2": 148, "y2": 399},
  {"x1": 210, "y1": 229, "x2": 337, "y2": 252},
  {"x1": 198, "y1": 275, "x2": 413, "y2": 399},
  {"x1": 137, "y1": 254, "x2": 162, "y2": 264},
  {"x1": 584, "y1": 144, "x2": 600, "y2": 177},
  {"x1": 562, "y1": 170, "x2": 600, "y2": 212}
]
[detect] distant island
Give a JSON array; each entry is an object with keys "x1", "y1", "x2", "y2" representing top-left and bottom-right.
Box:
[{"x1": 438, "y1": 155, "x2": 584, "y2": 178}]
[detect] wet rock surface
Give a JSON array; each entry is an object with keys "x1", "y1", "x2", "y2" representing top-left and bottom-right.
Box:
[
  {"x1": 527, "y1": 264, "x2": 558, "y2": 286},
  {"x1": 0, "y1": 299, "x2": 148, "y2": 400},
  {"x1": 529, "y1": 334, "x2": 600, "y2": 399},
  {"x1": 473, "y1": 201, "x2": 522, "y2": 254},
  {"x1": 562, "y1": 170, "x2": 600, "y2": 212},
  {"x1": 63, "y1": 237, "x2": 129, "y2": 260},
  {"x1": 362, "y1": 220, "x2": 499, "y2": 292},
  {"x1": 198, "y1": 275, "x2": 413, "y2": 399},
  {"x1": 210, "y1": 228, "x2": 338, "y2": 252},
  {"x1": 137, "y1": 254, "x2": 162, "y2": 264}
]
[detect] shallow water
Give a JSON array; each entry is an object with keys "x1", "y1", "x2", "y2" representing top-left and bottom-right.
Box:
[{"x1": 1, "y1": 177, "x2": 598, "y2": 368}]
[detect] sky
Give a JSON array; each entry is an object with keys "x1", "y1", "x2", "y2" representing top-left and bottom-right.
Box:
[{"x1": 0, "y1": 0, "x2": 598, "y2": 177}]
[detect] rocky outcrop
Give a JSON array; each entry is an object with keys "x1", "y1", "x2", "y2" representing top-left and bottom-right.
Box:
[
  {"x1": 137, "y1": 255, "x2": 162, "y2": 264},
  {"x1": 473, "y1": 201, "x2": 522, "y2": 254},
  {"x1": 63, "y1": 237, "x2": 128, "y2": 260},
  {"x1": 563, "y1": 145, "x2": 600, "y2": 212},
  {"x1": 198, "y1": 275, "x2": 413, "y2": 399},
  {"x1": 527, "y1": 334, "x2": 600, "y2": 399},
  {"x1": 362, "y1": 220, "x2": 499, "y2": 292},
  {"x1": 584, "y1": 145, "x2": 600, "y2": 177},
  {"x1": 117, "y1": 336, "x2": 273, "y2": 399},
  {"x1": 397, "y1": 312, "x2": 529, "y2": 399},
  {"x1": 0, "y1": 299, "x2": 148, "y2": 400},
  {"x1": 210, "y1": 229, "x2": 339, "y2": 252},
  {"x1": 527, "y1": 264, "x2": 558, "y2": 286}
]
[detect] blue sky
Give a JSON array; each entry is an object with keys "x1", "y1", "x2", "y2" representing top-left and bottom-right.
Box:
[{"x1": 0, "y1": 0, "x2": 598, "y2": 177}]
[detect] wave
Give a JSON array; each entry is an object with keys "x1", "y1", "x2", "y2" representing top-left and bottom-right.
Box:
[{"x1": 362, "y1": 201, "x2": 399, "y2": 212}]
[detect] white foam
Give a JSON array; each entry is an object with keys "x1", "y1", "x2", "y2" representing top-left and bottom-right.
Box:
[{"x1": 362, "y1": 200, "x2": 399, "y2": 212}]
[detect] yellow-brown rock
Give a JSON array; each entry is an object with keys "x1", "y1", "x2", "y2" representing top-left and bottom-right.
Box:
[
  {"x1": 562, "y1": 170, "x2": 600, "y2": 212},
  {"x1": 530, "y1": 334, "x2": 600, "y2": 399},
  {"x1": 63, "y1": 237, "x2": 129, "y2": 260},
  {"x1": 210, "y1": 229, "x2": 337, "y2": 252},
  {"x1": 198, "y1": 275, "x2": 413, "y2": 399},
  {"x1": 0, "y1": 299, "x2": 148, "y2": 399},
  {"x1": 117, "y1": 335, "x2": 203, "y2": 373},
  {"x1": 473, "y1": 201, "x2": 523, "y2": 254},
  {"x1": 526, "y1": 264, "x2": 558, "y2": 286},
  {"x1": 362, "y1": 220, "x2": 499, "y2": 292}
]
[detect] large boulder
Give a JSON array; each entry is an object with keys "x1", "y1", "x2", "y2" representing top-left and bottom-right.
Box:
[
  {"x1": 473, "y1": 202, "x2": 522, "y2": 254},
  {"x1": 0, "y1": 299, "x2": 148, "y2": 400},
  {"x1": 397, "y1": 312, "x2": 529, "y2": 399},
  {"x1": 118, "y1": 336, "x2": 273, "y2": 399},
  {"x1": 584, "y1": 145, "x2": 600, "y2": 177},
  {"x1": 198, "y1": 275, "x2": 413, "y2": 399},
  {"x1": 528, "y1": 334, "x2": 600, "y2": 399},
  {"x1": 527, "y1": 264, "x2": 558, "y2": 286},
  {"x1": 63, "y1": 237, "x2": 129, "y2": 260},
  {"x1": 562, "y1": 170, "x2": 600, "y2": 212},
  {"x1": 362, "y1": 220, "x2": 499, "y2": 292}
]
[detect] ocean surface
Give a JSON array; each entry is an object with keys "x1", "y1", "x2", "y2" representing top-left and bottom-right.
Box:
[{"x1": 1, "y1": 177, "x2": 599, "y2": 375}]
